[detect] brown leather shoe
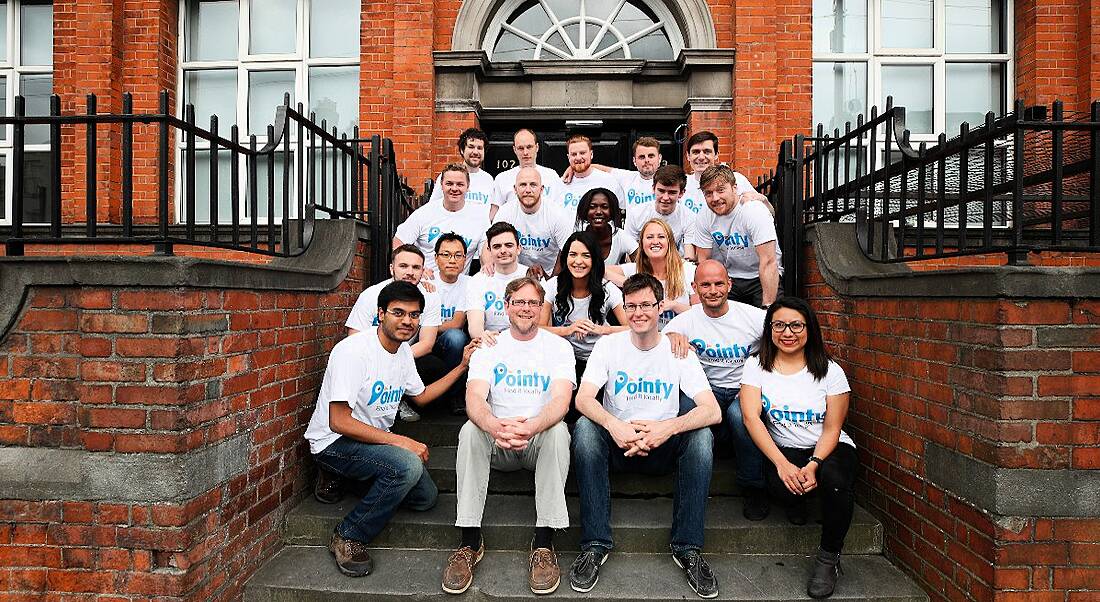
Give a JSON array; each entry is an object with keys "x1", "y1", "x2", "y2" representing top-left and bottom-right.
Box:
[
  {"x1": 529, "y1": 546, "x2": 560, "y2": 595},
  {"x1": 315, "y1": 468, "x2": 343, "y2": 504},
  {"x1": 441, "y1": 540, "x2": 484, "y2": 594},
  {"x1": 328, "y1": 530, "x2": 373, "y2": 577}
]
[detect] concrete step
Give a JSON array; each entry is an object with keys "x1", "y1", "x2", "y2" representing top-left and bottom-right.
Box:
[
  {"x1": 244, "y1": 545, "x2": 929, "y2": 602},
  {"x1": 284, "y1": 494, "x2": 883, "y2": 555},
  {"x1": 391, "y1": 413, "x2": 470, "y2": 446}
]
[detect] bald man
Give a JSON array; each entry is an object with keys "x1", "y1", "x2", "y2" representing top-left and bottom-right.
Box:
[{"x1": 488, "y1": 166, "x2": 572, "y2": 281}]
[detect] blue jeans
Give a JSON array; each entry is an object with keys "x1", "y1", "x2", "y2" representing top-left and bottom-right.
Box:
[
  {"x1": 713, "y1": 386, "x2": 766, "y2": 490},
  {"x1": 434, "y1": 328, "x2": 469, "y2": 368},
  {"x1": 313, "y1": 436, "x2": 438, "y2": 544},
  {"x1": 572, "y1": 415, "x2": 713, "y2": 553}
]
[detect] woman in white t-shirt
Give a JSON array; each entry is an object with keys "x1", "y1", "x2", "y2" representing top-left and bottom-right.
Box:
[
  {"x1": 606, "y1": 218, "x2": 697, "y2": 330},
  {"x1": 738, "y1": 296, "x2": 857, "y2": 600},
  {"x1": 575, "y1": 187, "x2": 638, "y2": 266}
]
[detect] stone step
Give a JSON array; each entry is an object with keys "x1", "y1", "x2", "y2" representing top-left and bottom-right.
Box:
[
  {"x1": 284, "y1": 494, "x2": 883, "y2": 555},
  {"x1": 244, "y1": 545, "x2": 929, "y2": 602},
  {"x1": 391, "y1": 413, "x2": 470, "y2": 446}
]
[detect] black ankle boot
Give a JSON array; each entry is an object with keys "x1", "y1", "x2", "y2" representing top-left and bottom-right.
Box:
[{"x1": 807, "y1": 547, "x2": 842, "y2": 599}]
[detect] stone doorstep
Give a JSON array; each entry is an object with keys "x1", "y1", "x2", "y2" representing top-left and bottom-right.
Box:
[
  {"x1": 244, "y1": 546, "x2": 929, "y2": 602},
  {"x1": 284, "y1": 494, "x2": 884, "y2": 555}
]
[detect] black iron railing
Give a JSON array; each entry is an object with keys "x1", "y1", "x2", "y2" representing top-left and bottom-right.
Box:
[
  {"x1": 760, "y1": 98, "x2": 1100, "y2": 295},
  {"x1": 1, "y1": 91, "x2": 415, "y2": 276}
]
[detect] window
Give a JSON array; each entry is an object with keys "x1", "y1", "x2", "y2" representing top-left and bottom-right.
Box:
[
  {"x1": 485, "y1": 0, "x2": 682, "y2": 61},
  {"x1": 1, "y1": 0, "x2": 54, "y2": 225},
  {"x1": 179, "y1": 0, "x2": 360, "y2": 223}
]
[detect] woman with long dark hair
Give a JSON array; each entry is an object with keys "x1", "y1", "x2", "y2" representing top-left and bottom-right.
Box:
[
  {"x1": 738, "y1": 297, "x2": 858, "y2": 599},
  {"x1": 575, "y1": 187, "x2": 637, "y2": 266}
]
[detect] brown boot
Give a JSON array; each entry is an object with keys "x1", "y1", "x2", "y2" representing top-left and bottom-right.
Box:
[
  {"x1": 529, "y1": 545, "x2": 561, "y2": 595},
  {"x1": 328, "y1": 530, "x2": 373, "y2": 577},
  {"x1": 441, "y1": 540, "x2": 484, "y2": 594},
  {"x1": 315, "y1": 468, "x2": 343, "y2": 504}
]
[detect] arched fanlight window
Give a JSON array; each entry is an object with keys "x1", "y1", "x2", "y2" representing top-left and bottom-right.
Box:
[{"x1": 485, "y1": 0, "x2": 683, "y2": 61}]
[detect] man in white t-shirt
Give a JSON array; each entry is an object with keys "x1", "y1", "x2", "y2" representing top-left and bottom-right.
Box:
[
  {"x1": 429, "y1": 233, "x2": 474, "y2": 415},
  {"x1": 624, "y1": 164, "x2": 695, "y2": 257},
  {"x1": 306, "y1": 281, "x2": 475, "y2": 578},
  {"x1": 490, "y1": 166, "x2": 573, "y2": 280},
  {"x1": 550, "y1": 134, "x2": 623, "y2": 222},
  {"x1": 428, "y1": 128, "x2": 496, "y2": 207},
  {"x1": 443, "y1": 277, "x2": 575, "y2": 596},
  {"x1": 692, "y1": 165, "x2": 783, "y2": 308},
  {"x1": 465, "y1": 222, "x2": 531, "y2": 339},
  {"x1": 680, "y1": 131, "x2": 761, "y2": 216},
  {"x1": 394, "y1": 163, "x2": 489, "y2": 275},
  {"x1": 569, "y1": 136, "x2": 661, "y2": 221},
  {"x1": 664, "y1": 260, "x2": 770, "y2": 521},
  {"x1": 568, "y1": 273, "x2": 721, "y2": 599},
  {"x1": 492, "y1": 129, "x2": 561, "y2": 220}
]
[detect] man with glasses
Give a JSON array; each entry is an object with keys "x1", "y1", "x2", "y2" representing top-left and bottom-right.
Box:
[
  {"x1": 431, "y1": 232, "x2": 475, "y2": 415},
  {"x1": 664, "y1": 260, "x2": 770, "y2": 520},
  {"x1": 569, "y1": 273, "x2": 722, "y2": 599},
  {"x1": 306, "y1": 281, "x2": 476, "y2": 578},
  {"x1": 443, "y1": 277, "x2": 575, "y2": 596},
  {"x1": 429, "y1": 129, "x2": 496, "y2": 207}
]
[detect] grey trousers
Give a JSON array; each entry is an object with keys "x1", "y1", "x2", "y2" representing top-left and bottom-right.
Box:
[{"x1": 454, "y1": 420, "x2": 571, "y2": 529}]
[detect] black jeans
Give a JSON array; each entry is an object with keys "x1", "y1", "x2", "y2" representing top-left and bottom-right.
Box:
[
  {"x1": 728, "y1": 277, "x2": 784, "y2": 308},
  {"x1": 764, "y1": 443, "x2": 858, "y2": 554}
]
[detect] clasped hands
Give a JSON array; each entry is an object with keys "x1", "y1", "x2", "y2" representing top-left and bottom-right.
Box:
[
  {"x1": 490, "y1": 416, "x2": 537, "y2": 451},
  {"x1": 777, "y1": 460, "x2": 818, "y2": 495},
  {"x1": 609, "y1": 418, "x2": 677, "y2": 457}
]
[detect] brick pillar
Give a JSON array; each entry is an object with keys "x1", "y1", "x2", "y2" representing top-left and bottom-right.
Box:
[
  {"x1": 1079, "y1": 0, "x2": 1100, "y2": 108},
  {"x1": 1016, "y1": 0, "x2": 1083, "y2": 111},
  {"x1": 391, "y1": 0, "x2": 435, "y2": 186},
  {"x1": 360, "y1": 0, "x2": 396, "y2": 137}
]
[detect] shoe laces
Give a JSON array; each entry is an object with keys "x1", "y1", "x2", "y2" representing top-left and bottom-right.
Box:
[
  {"x1": 571, "y1": 549, "x2": 601, "y2": 573},
  {"x1": 531, "y1": 548, "x2": 556, "y2": 569},
  {"x1": 344, "y1": 537, "x2": 370, "y2": 557},
  {"x1": 679, "y1": 551, "x2": 714, "y2": 579},
  {"x1": 449, "y1": 546, "x2": 477, "y2": 567}
]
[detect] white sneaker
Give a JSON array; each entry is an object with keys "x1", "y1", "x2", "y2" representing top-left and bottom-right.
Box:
[{"x1": 398, "y1": 400, "x2": 421, "y2": 422}]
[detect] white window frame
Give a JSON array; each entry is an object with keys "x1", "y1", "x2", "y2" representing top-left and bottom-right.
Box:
[{"x1": 176, "y1": 0, "x2": 359, "y2": 225}]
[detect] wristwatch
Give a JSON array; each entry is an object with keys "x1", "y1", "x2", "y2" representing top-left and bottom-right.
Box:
[{"x1": 808, "y1": 456, "x2": 823, "y2": 465}]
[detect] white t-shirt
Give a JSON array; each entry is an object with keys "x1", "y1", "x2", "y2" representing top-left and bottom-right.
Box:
[
  {"x1": 664, "y1": 303, "x2": 767, "y2": 388},
  {"x1": 467, "y1": 329, "x2": 576, "y2": 419},
  {"x1": 582, "y1": 331, "x2": 711, "y2": 422},
  {"x1": 610, "y1": 168, "x2": 655, "y2": 215},
  {"x1": 574, "y1": 226, "x2": 638, "y2": 267},
  {"x1": 492, "y1": 201, "x2": 573, "y2": 274},
  {"x1": 464, "y1": 265, "x2": 531, "y2": 332},
  {"x1": 493, "y1": 164, "x2": 561, "y2": 208},
  {"x1": 618, "y1": 262, "x2": 696, "y2": 330},
  {"x1": 551, "y1": 169, "x2": 623, "y2": 222},
  {"x1": 739, "y1": 357, "x2": 854, "y2": 449},
  {"x1": 428, "y1": 168, "x2": 497, "y2": 207},
  {"x1": 624, "y1": 202, "x2": 694, "y2": 254},
  {"x1": 691, "y1": 201, "x2": 784, "y2": 280},
  {"x1": 345, "y1": 278, "x2": 443, "y2": 333},
  {"x1": 681, "y1": 171, "x2": 756, "y2": 216},
  {"x1": 432, "y1": 274, "x2": 470, "y2": 324},
  {"x1": 394, "y1": 201, "x2": 490, "y2": 274},
  {"x1": 543, "y1": 278, "x2": 624, "y2": 360},
  {"x1": 305, "y1": 330, "x2": 426, "y2": 454}
]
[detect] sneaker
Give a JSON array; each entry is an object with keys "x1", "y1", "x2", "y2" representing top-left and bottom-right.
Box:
[
  {"x1": 314, "y1": 468, "x2": 343, "y2": 504},
  {"x1": 529, "y1": 545, "x2": 560, "y2": 595},
  {"x1": 672, "y1": 548, "x2": 719, "y2": 599},
  {"x1": 742, "y1": 487, "x2": 770, "y2": 521},
  {"x1": 807, "y1": 548, "x2": 842, "y2": 599},
  {"x1": 441, "y1": 540, "x2": 484, "y2": 594},
  {"x1": 398, "y1": 400, "x2": 421, "y2": 422},
  {"x1": 568, "y1": 547, "x2": 609, "y2": 593},
  {"x1": 786, "y1": 498, "x2": 809, "y2": 526},
  {"x1": 328, "y1": 530, "x2": 373, "y2": 577}
]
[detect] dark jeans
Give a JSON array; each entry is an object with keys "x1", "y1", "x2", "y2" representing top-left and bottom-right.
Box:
[
  {"x1": 414, "y1": 328, "x2": 470, "y2": 407},
  {"x1": 572, "y1": 414, "x2": 714, "y2": 553},
  {"x1": 765, "y1": 443, "x2": 858, "y2": 554},
  {"x1": 712, "y1": 386, "x2": 766, "y2": 490},
  {"x1": 314, "y1": 436, "x2": 438, "y2": 544},
  {"x1": 728, "y1": 277, "x2": 784, "y2": 308}
]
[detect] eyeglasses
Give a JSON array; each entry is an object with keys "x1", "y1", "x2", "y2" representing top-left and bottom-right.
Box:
[
  {"x1": 622, "y1": 301, "x2": 660, "y2": 313},
  {"x1": 437, "y1": 252, "x2": 466, "y2": 261},
  {"x1": 382, "y1": 309, "x2": 423, "y2": 319},
  {"x1": 770, "y1": 320, "x2": 806, "y2": 334},
  {"x1": 508, "y1": 299, "x2": 542, "y2": 308}
]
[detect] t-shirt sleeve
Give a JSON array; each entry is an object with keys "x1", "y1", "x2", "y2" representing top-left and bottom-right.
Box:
[
  {"x1": 745, "y1": 203, "x2": 778, "y2": 247},
  {"x1": 580, "y1": 337, "x2": 611, "y2": 388},
  {"x1": 421, "y1": 293, "x2": 443, "y2": 328},
  {"x1": 464, "y1": 277, "x2": 485, "y2": 314},
  {"x1": 734, "y1": 171, "x2": 757, "y2": 195},
  {"x1": 610, "y1": 168, "x2": 633, "y2": 189},
  {"x1": 602, "y1": 283, "x2": 623, "y2": 312},
  {"x1": 552, "y1": 211, "x2": 574, "y2": 247},
  {"x1": 427, "y1": 175, "x2": 444, "y2": 204},
  {"x1": 467, "y1": 346, "x2": 494, "y2": 383},
  {"x1": 550, "y1": 338, "x2": 577, "y2": 385},
  {"x1": 492, "y1": 175, "x2": 510, "y2": 207},
  {"x1": 824, "y1": 361, "x2": 851, "y2": 395},
  {"x1": 618, "y1": 229, "x2": 639, "y2": 257},
  {"x1": 403, "y1": 349, "x2": 426, "y2": 396},
  {"x1": 345, "y1": 290, "x2": 373, "y2": 331},
  {"x1": 663, "y1": 311, "x2": 688, "y2": 336},
  {"x1": 691, "y1": 212, "x2": 714, "y2": 249},
  {"x1": 739, "y1": 356, "x2": 763, "y2": 388},
  {"x1": 394, "y1": 206, "x2": 424, "y2": 245},
  {"x1": 678, "y1": 353, "x2": 711, "y2": 399},
  {"x1": 325, "y1": 344, "x2": 365, "y2": 405}
]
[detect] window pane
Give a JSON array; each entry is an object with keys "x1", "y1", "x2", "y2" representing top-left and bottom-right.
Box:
[
  {"x1": 21, "y1": 0, "x2": 53, "y2": 66},
  {"x1": 21, "y1": 74, "x2": 52, "y2": 145},
  {"x1": 248, "y1": 70, "x2": 295, "y2": 135},
  {"x1": 881, "y1": 0, "x2": 932, "y2": 49},
  {"x1": 309, "y1": 66, "x2": 358, "y2": 135},
  {"x1": 813, "y1": 0, "x2": 867, "y2": 53},
  {"x1": 186, "y1": 150, "x2": 235, "y2": 224},
  {"x1": 946, "y1": 0, "x2": 1004, "y2": 54},
  {"x1": 186, "y1": 0, "x2": 239, "y2": 61},
  {"x1": 509, "y1": 3, "x2": 551, "y2": 34},
  {"x1": 185, "y1": 69, "x2": 237, "y2": 128},
  {"x1": 614, "y1": 2, "x2": 657, "y2": 38},
  {"x1": 493, "y1": 30, "x2": 536, "y2": 61},
  {"x1": 881, "y1": 65, "x2": 933, "y2": 133},
  {"x1": 249, "y1": 0, "x2": 297, "y2": 55},
  {"x1": 0, "y1": 1, "x2": 8, "y2": 63},
  {"x1": 310, "y1": 0, "x2": 359, "y2": 58},
  {"x1": 0, "y1": 75, "x2": 6, "y2": 141},
  {"x1": 627, "y1": 29, "x2": 673, "y2": 60},
  {"x1": 813, "y1": 62, "x2": 867, "y2": 133},
  {"x1": 246, "y1": 152, "x2": 293, "y2": 220},
  {"x1": 946, "y1": 63, "x2": 1004, "y2": 131},
  {"x1": 22, "y1": 152, "x2": 54, "y2": 224}
]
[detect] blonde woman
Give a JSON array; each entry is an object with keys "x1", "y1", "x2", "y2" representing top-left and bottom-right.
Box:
[{"x1": 606, "y1": 218, "x2": 697, "y2": 329}]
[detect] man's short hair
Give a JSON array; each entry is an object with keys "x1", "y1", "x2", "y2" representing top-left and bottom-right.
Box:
[
  {"x1": 685, "y1": 130, "x2": 719, "y2": 154},
  {"x1": 391, "y1": 243, "x2": 425, "y2": 263},
  {"x1": 566, "y1": 134, "x2": 593, "y2": 150},
  {"x1": 622, "y1": 272, "x2": 664, "y2": 303},
  {"x1": 457, "y1": 128, "x2": 488, "y2": 152},
  {"x1": 653, "y1": 164, "x2": 687, "y2": 191},
  {"x1": 632, "y1": 136, "x2": 661, "y2": 155},
  {"x1": 377, "y1": 280, "x2": 425, "y2": 312},
  {"x1": 433, "y1": 232, "x2": 468, "y2": 254},
  {"x1": 698, "y1": 165, "x2": 739, "y2": 191},
  {"x1": 486, "y1": 221, "x2": 520, "y2": 246},
  {"x1": 504, "y1": 276, "x2": 546, "y2": 303},
  {"x1": 514, "y1": 128, "x2": 539, "y2": 144},
  {"x1": 440, "y1": 162, "x2": 470, "y2": 184}
]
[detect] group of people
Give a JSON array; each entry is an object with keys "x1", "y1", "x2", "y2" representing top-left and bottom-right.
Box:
[{"x1": 303, "y1": 128, "x2": 859, "y2": 600}]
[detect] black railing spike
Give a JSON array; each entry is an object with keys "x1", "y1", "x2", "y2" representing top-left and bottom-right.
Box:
[
  {"x1": 50, "y1": 94, "x2": 63, "y2": 239},
  {"x1": 121, "y1": 93, "x2": 133, "y2": 238},
  {"x1": 86, "y1": 94, "x2": 98, "y2": 238}
]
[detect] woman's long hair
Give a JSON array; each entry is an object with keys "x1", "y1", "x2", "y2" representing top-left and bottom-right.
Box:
[
  {"x1": 635, "y1": 218, "x2": 686, "y2": 301},
  {"x1": 575, "y1": 187, "x2": 625, "y2": 231},
  {"x1": 758, "y1": 296, "x2": 830, "y2": 381},
  {"x1": 552, "y1": 231, "x2": 607, "y2": 325}
]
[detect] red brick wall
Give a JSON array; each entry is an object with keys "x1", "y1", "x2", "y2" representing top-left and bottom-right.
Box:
[{"x1": 1015, "y1": 0, "x2": 1092, "y2": 113}]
